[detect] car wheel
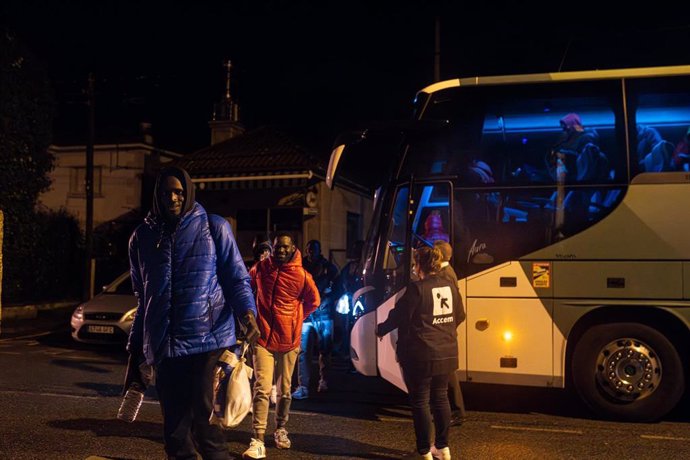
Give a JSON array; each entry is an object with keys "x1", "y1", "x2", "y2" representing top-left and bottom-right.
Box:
[{"x1": 572, "y1": 322, "x2": 684, "y2": 422}]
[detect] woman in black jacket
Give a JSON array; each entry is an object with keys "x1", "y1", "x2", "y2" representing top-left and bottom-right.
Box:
[{"x1": 376, "y1": 246, "x2": 465, "y2": 460}]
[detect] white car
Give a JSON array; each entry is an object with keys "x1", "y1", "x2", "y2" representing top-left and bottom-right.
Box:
[{"x1": 70, "y1": 272, "x2": 137, "y2": 344}]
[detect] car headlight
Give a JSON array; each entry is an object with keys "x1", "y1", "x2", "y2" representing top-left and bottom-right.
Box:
[
  {"x1": 72, "y1": 305, "x2": 84, "y2": 321},
  {"x1": 122, "y1": 308, "x2": 137, "y2": 322}
]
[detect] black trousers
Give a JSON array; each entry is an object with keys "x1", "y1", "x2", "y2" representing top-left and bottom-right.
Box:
[
  {"x1": 402, "y1": 369, "x2": 452, "y2": 454},
  {"x1": 155, "y1": 349, "x2": 228, "y2": 460}
]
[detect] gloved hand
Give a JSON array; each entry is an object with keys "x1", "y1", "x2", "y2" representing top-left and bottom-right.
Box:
[{"x1": 241, "y1": 311, "x2": 261, "y2": 345}]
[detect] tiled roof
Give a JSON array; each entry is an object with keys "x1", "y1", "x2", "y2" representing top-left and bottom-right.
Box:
[{"x1": 174, "y1": 126, "x2": 326, "y2": 177}]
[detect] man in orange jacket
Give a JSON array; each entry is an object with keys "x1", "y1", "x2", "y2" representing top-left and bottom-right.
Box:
[{"x1": 243, "y1": 231, "x2": 320, "y2": 459}]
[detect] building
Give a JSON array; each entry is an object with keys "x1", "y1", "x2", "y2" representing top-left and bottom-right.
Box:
[
  {"x1": 38, "y1": 136, "x2": 180, "y2": 229},
  {"x1": 175, "y1": 125, "x2": 372, "y2": 268}
]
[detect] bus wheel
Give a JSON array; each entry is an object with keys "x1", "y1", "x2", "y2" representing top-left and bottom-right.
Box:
[{"x1": 572, "y1": 322, "x2": 684, "y2": 422}]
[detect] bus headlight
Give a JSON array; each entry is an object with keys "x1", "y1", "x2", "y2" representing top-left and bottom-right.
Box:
[
  {"x1": 353, "y1": 299, "x2": 364, "y2": 318},
  {"x1": 336, "y1": 294, "x2": 350, "y2": 315}
]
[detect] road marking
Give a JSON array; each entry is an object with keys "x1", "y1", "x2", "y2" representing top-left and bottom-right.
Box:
[
  {"x1": 641, "y1": 435, "x2": 690, "y2": 442},
  {"x1": 491, "y1": 425, "x2": 583, "y2": 434}
]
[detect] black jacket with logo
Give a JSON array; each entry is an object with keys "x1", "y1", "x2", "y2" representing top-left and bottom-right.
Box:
[{"x1": 378, "y1": 273, "x2": 465, "y2": 376}]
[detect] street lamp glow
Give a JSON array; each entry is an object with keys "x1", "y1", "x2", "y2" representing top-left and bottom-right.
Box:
[{"x1": 503, "y1": 330, "x2": 513, "y2": 342}]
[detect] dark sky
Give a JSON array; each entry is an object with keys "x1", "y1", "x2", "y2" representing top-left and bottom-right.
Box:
[{"x1": 3, "y1": 1, "x2": 690, "y2": 156}]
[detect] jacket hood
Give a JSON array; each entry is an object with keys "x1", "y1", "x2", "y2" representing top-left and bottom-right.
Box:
[
  {"x1": 560, "y1": 113, "x2": 583, "y2": 132},
  {"x1": 152, "y1": 166, "x2": 196, "y2": 222},
  {"x1": 270, "y1": 247, "x2": 303, "y2": 269}
]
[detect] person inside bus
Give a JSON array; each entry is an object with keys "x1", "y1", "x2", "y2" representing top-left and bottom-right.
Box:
[
  {"x1": 420, "y1": 210, "x2": 449, "y2": 245},
  {"x1": 376, "y1": 245, "x2": 465, "y2": 460},
  {"x1": 672, "y1": 126, "x2": 690, "y2": 171},
  {"x1": 433, "y1": 240, "x2": 467, "y2": 428},
  {"x1": 636, "y1": 124, "x2": 662, "y2": 165},
  {"x1": 641, "y1": 139, "x2": 675, "y2": 172},
  {"x1": 549, "y1": 113, "x2": 601, "y2": 182}
]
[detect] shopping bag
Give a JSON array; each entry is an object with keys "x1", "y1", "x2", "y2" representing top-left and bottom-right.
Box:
[{"x1": 209, "y1": 343, "x2": 254, "y2": 429}]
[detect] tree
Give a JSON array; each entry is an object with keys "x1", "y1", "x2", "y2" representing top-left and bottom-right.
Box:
[{"x1": 0, "y1": 27, "x2": 58, "y2": 303}]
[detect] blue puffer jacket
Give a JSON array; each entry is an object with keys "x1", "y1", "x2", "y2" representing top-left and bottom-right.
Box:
[{"x1": 127, "y1": 202, "x2": 256, "y2": 365}]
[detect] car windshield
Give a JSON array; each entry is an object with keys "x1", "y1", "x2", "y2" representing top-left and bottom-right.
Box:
[{"x1": 105, "y1": 274, "x2": 134, "y2": 295}]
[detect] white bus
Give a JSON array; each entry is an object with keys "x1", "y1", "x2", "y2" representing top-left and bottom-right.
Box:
[{"x1": 327, "y1": 65, "x2": 690, "y2": 422}]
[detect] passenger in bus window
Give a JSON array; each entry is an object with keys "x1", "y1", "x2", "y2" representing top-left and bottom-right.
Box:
[
  {"x1": 376, "y1": 246, "x2": 465, "y2": 459},
  {"x1": 636, "y1": 124, "x2": 662, "y2": 165},
  {"x1": 672, "y1": 126, "x2": 690, "y2": 171},
  {"x1": 433, "y1": 240, "x2": 467, "y2": 428},
  {"x1": 641, "y1": 140, "x2": 675, "y2": 172},
  {"x1": 549, "y1": 113, "x2": 600, "y2": 182},
  {"x1": 421, "y1": 210, "x2": 449, "y2": 244}
]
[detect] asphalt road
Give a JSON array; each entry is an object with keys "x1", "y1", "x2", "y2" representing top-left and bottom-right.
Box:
[{"x1": 1, "y1": 307, "x2": 690, "y2": 459}]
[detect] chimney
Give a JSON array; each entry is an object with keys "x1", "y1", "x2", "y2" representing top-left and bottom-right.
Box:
[
  {"x1": 140, "y1": 122, "x2": 153, "y2": 145},
  {"x1": 209, "y1": 60, "x2": 245, "y2": 145}
]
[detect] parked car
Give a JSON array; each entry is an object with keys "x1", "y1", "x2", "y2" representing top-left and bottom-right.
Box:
[{"x1": 70, "y1": 272, "x2": 137, "y2": 344}]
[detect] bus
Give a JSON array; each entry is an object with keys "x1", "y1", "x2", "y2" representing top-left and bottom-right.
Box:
[{"x1": 326, "y1": 65, "x2": 690, "y2": 422}]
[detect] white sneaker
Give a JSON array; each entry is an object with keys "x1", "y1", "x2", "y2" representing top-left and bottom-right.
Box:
[
  {"x1": 317, "y1": 379, "x2": 328, "y2": 392},
  {"x1": 430, "y1": 445, "x2": 451, "y2": 460},
  {"x1": 273, "y1": 427, "x2": 291, "y2": 449},
  {"x1": 242, "y1": 438, "x2": 266, "y2": 459},
  {"x1": 269, "y1": 384, "x2": 277, "y2": 405},
  {"x1": 292, "y1": 385, "x2": 309, "y2": 400}
]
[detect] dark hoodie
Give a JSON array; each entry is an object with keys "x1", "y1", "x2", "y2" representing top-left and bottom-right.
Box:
[{"x1": 151, "y1": 166, "x2": 196, "y2": 224}]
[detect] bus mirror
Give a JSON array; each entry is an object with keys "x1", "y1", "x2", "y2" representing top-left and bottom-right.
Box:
[
  {"x1": 326, "y1": 144, "x2": 346, "y2": 189},
  {"x1": 326, "y1": 130, "x2": 367, "y2": 189}
]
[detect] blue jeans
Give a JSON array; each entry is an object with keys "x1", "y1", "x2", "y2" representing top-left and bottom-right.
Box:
[
  {"x1": 402, "y1": 370, "x2": 451, "y2": 454},
  {"x1": 297, "y1": 318, "x2": 333, "y2": 388}
]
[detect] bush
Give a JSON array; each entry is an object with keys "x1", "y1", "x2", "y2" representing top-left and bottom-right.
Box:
[{"x1": 2, "y1": 208, "x2": 83, "y2": 305}]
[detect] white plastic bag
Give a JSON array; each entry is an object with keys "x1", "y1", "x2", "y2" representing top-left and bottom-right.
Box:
[{"x1": 209, "y1": 343, "x2": 254, "y2": 429}]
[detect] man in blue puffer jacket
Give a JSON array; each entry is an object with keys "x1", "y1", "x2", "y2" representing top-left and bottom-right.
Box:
[{"x1": 127, "y1": 166, "x2": 260, "y2": 460}]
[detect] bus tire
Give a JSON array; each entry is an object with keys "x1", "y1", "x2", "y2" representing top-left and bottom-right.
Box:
[{"x1": 571, "y1": 322, "x2": 684, "y2": 422}]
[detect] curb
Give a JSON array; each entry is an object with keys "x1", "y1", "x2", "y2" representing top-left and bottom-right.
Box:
[{"x1": 1, "y1": 301, "x2": 77, "y2": 321}]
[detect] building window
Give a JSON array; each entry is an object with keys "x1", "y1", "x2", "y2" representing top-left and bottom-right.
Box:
[{"x1": 69, "y1": 166, "x2": 103, "y2": 197}]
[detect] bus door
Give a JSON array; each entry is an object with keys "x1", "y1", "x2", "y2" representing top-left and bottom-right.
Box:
[{"x1": 375, "y1": 180, "x2": 453, "y2": 392}]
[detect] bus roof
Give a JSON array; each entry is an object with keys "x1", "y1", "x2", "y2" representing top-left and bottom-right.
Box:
[{"x1": 418, "y1": 64, "x2": 690, "y2": 96}]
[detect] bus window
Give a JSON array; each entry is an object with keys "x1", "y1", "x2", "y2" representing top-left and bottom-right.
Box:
[
  {"x1": 410, "y1": 183, "x2": 451, "y2": 247},
  {"x1": 381, "y1": 185, "x2": 410, "y2": 293},
  {"x1": 627, "y1": 76, "x2": 690, "y2": 176}
]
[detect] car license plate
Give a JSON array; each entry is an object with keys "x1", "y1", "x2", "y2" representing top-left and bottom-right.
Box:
[{"x1": 88, "y1": 325, "x2": 115, "y2": 334}]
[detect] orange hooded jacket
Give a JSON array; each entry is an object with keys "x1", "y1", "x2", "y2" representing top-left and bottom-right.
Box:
[{"x1": 249, "y1": 248, "x2": 320, "y2": 352}]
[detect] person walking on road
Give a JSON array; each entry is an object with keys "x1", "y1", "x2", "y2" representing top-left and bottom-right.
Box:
[
  {"x1": 433, "y1": 240, "x2": 466, "y2": 427},
  {"x1": 243, "y1": 232, "x2": 320, "y2": 459},
  {"x1": 293, "y1": 239, "x2": 339, "y2": 400},
  {"x1": 376, "y1": 245, "x2": 465, "y2": 460},
  {"x1": 126, "y1": 166, "x2": 260, "y2": 460}
]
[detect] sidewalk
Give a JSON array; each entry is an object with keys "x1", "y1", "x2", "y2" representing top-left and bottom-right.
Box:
[{"x1": 0, "y1": 301, "x2": 76, "y2": 339}]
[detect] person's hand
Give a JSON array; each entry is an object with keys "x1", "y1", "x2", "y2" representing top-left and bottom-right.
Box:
[
  {"x1": 242, "y1": 311, "x2": 261, "y2": 345},
  {"x1": 138, "y1": 362, "x2": 155, "y2": 387},
  {"x1": 375, "y1": 324, "x2": 383, "y2": 341}
]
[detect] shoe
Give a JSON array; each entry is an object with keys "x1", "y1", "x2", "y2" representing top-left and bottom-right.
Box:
[
  {"x1": 317, "y1": 379, "x2": 328, "y2": 392},
  {"x1": 430, "y1": 445, "x2": 451, "y2": 460},
  {"x1": 242, "y1": 438, "x2": 266, "y2": 459},
  {"x1": 449, "y1": 411, "x2": 465, "y2": 427},
  {"x1": 292, "y1": 385, "x2": 309, "y2": 400},
  {"x1": 269, "y1": 384, "x2": 277, "y2": 406},
  {"x1": 273, "y1": 427, "x2": 291, "y2": 449}
]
